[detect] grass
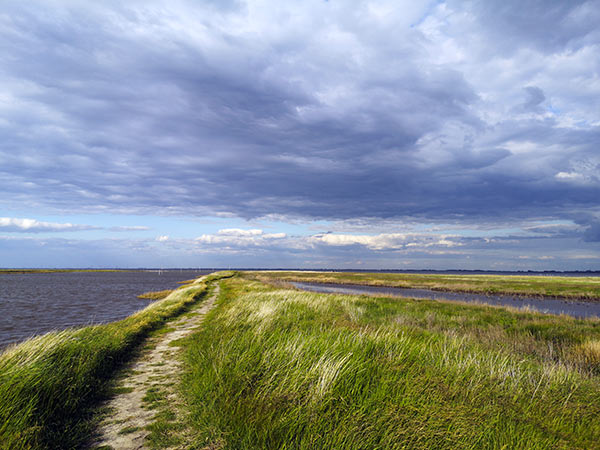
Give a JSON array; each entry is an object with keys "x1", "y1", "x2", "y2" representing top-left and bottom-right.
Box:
[
  {"x1": 3, "y1": 270, "x2": 598, "y2": 448},
  {"x1": 145, "y1": 407, "x2": 186, "y2": 450},
  {"x1": 110, "y1": 386, "x2": 134, "y2": 395},
  {"x1": 117, "y1": 425, "x2": 140, "y2": 435},
  {"x1": 137, "y1": 289, "x2": 175, "y2": 300},
  {"x1": 0, "y1": 271, "x2": 232, "y2": 450},
  {"x1": 142, "y1": 386, "x2": 167, "y2": 410},
  {"x1": 177, "y1": 278, "x2": 200, "y2": 284},
  {"x1": 176, "y1": 274, "x2": 600, "y2": 449},
  {"x1": 250, "y1": 270, "x2": 600, "y2": 299}
]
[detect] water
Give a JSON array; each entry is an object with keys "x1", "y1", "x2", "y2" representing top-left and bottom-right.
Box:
[
  {"x1": 0, "y1": 270, "x2": 212, "y2": 348},
  {"x1": 292, "y1": 282, "x2": 600, "y2": 319}
]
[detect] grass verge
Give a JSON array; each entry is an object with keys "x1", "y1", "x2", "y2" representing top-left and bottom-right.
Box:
[
  {"x1": 250, "y1": 270, "x2": 600, "y2": 299},
  {"x1": 137, "y1": 289, "x2": 174, "y2": 300},
  {"x1": 0, "y1": 271, "x2": 231, "y2": 449},
  {"x1": 178, "y1": 275, "x2": 600, "y2": 449}
]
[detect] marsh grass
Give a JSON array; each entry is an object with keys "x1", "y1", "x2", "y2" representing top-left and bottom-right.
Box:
[
  {"x1": 573, "y1": 339, "x2": 600, "y2": 373},
  {"x1": 179, "y1": 276, "x2": 600, "y2": 449},
  {"x1": 137, "y1": 289, "x2": 174, "y2": 300},
  {"x1": 251, "y1": 271, "x2": 600, "y2": 299},
  {"x1": 0, "y1": 271, "x2": 230, "y2": 449}
]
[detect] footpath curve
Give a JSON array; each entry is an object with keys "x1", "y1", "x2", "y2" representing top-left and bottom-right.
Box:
[{"x1": 91, "y1": 281, "x2": 219, "y2": 449}]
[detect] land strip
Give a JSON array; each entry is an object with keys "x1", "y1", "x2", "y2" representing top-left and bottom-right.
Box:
[
  {"x1": 91, "y1": 283, "x2": 220, "y2": 449},
  {"x1": 0, "y1": 272, "x2": 233, "y2": 449},
  {"x1": 250, "y1": 270, "x2": 600, "y2": 300},
  {"x1": 2, "y1": 271, "x2": 599, "y2": 449}
]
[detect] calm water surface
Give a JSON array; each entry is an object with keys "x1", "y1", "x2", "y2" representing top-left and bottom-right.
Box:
[
  {"x1": 292, "y1": 282, "x2": 600, "y2": 319},
  {"x1": 0, "y1": 270, "x2": 212, "y2": 348}
]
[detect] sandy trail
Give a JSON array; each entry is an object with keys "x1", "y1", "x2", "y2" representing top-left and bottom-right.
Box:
[{"x1": 91, "y1": 282, "x2": 219, "y2": 449}]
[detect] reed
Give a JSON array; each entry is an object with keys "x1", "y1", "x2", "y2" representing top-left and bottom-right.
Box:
[{"x1": 137, "y1": 289, "x2": 174, "y2": 300}]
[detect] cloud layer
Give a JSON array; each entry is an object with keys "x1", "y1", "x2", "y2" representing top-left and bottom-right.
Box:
[
  {"x1": 0, "y1": 1, "x2": 599, "y2": 267},
  {"x1": 3, "y1": 225, "x2": 596, "y2": 270}
]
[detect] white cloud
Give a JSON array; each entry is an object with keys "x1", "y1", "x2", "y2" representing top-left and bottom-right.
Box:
[
  {"x1": 566, "y1": 254, "x2": 600, "y2": 260},
  {"x1": 0, "y1": 217, "x2": 96, "y2": 233},
  {"x1": 518, "y1": 255, "x2": 555, "y2": 260},
  {"x1": 156, "y1": 235, "x2": 169, "y2": 242},
  {"x1": 310, "y1": 233, "x2": 461, "y2": 250},
  {"x1": 194, "y1": 230, "x2": 463, "y2": 252},
  {"x1": 196, "y1": 234, "x2": 232, "y2": 244},
  {"x1": 263, "y1": 232, "x2": 286, "y2": 239},
  {"x1": 556, "y1": 171, "x2": 583, "y2": 181},
  {"x1": 555, "y1": 158, "x2": 600, "y2": 185},
  {"x1": 109, "y1": 226, "x2": 150, "y2": 232},
  {"x1": 217, "y1": 228, "x2": 263, "y2": 236}
]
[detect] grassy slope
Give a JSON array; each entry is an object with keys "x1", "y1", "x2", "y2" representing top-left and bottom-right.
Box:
[
  {"x1": 137, "y1": 289, "x2": 174, "y2": 300},
  {"x1": 179, "y1": 275, "x2": 600, "y2": 449},
  {"x1": 251, "y1": 271, "x2": 600, "y2": 299},
  {"x1": 0, "y1": 271, "x2": 231, "y2": 450}
]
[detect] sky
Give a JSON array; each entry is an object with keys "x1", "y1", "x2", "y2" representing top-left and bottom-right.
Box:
[{"x1": 1, "y1": 0, "x2": 599, "y2": 270}]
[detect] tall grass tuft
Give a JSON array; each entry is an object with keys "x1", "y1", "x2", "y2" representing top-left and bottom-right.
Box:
[{"x1": 573, "y1": 339, "x2": 600, "y2": 373}]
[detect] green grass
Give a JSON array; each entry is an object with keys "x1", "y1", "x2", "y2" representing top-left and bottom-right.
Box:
[
  {"x1": 250, "y1": 270, "x2": 600, "y2": 299},
  {"x1": 142, "y1": 386, "x2": 169, "y2": 410},
  {"x1": 137, "y1": 289, "x2": 175, "y2": 300},
  {"x1": 177, "y1": 275, "x2": 600, "y2": 449},
  {"x1": 145, "y1": 408, "x2": 185, "y2": 449},
  {"x1": 0, "y1": 271, "x2": 232, "y2": 450},
  {"x1": 110, "y1": 386, "x2": 134, "y2": 395},
  {"x1": 117, "y1": 425, "x2": 140, "y2": 435}
]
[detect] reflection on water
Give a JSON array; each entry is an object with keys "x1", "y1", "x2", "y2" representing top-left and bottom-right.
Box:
[
  {"x1": 0, "y1": 270, "x2": 211, "y2": 348},
  {"x1": 292, "y1": 282, "x2": 600, "y2": 319}
]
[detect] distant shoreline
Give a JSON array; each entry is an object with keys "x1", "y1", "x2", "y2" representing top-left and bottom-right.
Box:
[{"x1": 2, "y1": 268, "x2": 599, "y2": 277}]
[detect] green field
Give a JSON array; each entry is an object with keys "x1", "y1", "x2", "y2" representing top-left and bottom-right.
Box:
[
  {"x1": 2, "y1": 271, "x2": 600, "y2": 449},
  {"x1": 166, "y1": 274, "x2": 600, "y2": 449},
  {"x1": 251, "y1": 271, "x2": 600, "y2": 299}
]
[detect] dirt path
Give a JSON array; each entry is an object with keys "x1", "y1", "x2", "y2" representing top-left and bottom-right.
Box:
[{"x1": 91, "y1": 282, "x2": 219, "y2": 449}]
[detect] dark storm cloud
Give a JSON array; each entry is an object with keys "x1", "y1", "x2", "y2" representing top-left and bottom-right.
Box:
[
  {"x1": 520, "y1": 86, "x2": 546, "y2": 113},
  {"x1": 583, "y1": 223, "x2": 600, "y2": 243},
  {"x1": 459, "y1": 0, "x2": 600, "y2": 53},
  {"x1": 573, "y1": 215, "x2": 600, "y2": 242},
  {"x1": 0, "y1": 0, "x2": 598, "y2": 236}
]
